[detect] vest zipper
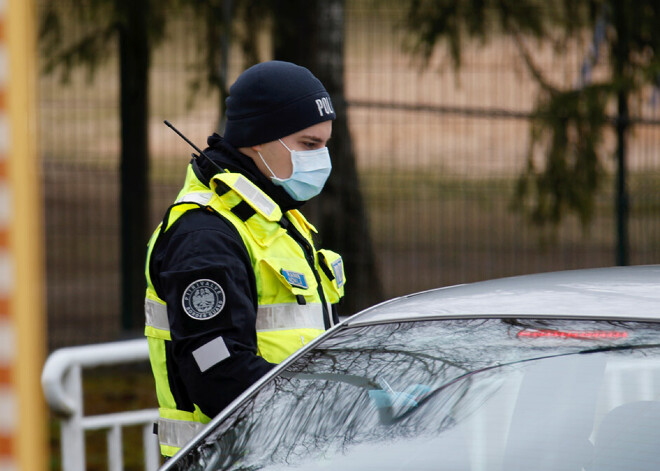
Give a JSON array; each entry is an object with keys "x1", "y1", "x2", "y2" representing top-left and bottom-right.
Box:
[{"x1": 281, "y1": 218, "x2": 332, "y2": 330}]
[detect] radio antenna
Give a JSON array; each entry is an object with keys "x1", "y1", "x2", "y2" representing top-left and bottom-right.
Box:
[{"x1": 163, "y1": 120, "x2": 226, "y2": 174}]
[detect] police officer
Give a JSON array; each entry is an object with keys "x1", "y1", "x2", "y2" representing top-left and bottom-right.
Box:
[{"x1": 144, "y1": 61, "x2": 346, "y2": 457}]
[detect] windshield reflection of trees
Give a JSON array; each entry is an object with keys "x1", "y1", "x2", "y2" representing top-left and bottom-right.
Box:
[
  {"x1": 177, "y1": 321, "x2": 505, "y2": 470},
  {"x1": 174, "y1": 319, "x2": 659, "y2": 471}
]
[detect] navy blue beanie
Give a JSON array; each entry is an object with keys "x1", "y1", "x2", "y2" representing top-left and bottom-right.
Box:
[{"x1": 223, "y1": 61, "x2": 336, "y2": 147}]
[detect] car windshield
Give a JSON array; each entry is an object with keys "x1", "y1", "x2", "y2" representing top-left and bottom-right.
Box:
[{"x1": 171, "y1": 318, "x2": 660, "y2": 471}]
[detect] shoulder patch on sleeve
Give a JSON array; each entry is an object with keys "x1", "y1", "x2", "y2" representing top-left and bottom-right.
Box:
[{"x1": 182, "y1": 279, "x2": 225, "y2": 320}]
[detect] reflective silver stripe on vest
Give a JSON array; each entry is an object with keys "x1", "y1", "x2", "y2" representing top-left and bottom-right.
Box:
[
  {"x1": 176, "y1": 191, "x2": 213, "y2": 206},
  {"x1": 158, "y1": 417, "x2": 205, "y2": 449},
  {"x1": 145, "y1": 298, "x2": 170, "y2": 331},
  {"x1": 233, "y1": 176, "x2": 276, "y2": 217},
  {"x1": 256, "y1": 303, "x2": 325, "y2": 332}
]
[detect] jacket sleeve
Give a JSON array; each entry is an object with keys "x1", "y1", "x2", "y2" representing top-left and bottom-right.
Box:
[{"x1": 151, "y1": 209, "x2": 275, "y2": 418}]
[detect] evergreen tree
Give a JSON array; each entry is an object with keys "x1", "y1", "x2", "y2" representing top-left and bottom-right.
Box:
[{"x1": 405, "y1": 0, "x2": 660, "y2": 264}]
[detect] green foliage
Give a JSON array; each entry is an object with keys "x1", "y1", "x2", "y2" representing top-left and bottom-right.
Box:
[
  {"x1": 404, "y1": 0, "x2": 660, "y2": 229},
  {"x1": 39, "y1": 0, "x2": 172, "y2": 81},
  {"x1": 515, "y1": 85, "x2": 611, "y2": 227},
  {"x1": 40, "y1": 1, "x2": 116, "y2": 81},
  {"x1": 405, "y1": 0, "x2": 550, "y2": 68},
  {"x1": 185, "y1": 0, "x2": 272, "y2": 103},
  {"x1": 39, "y1": 0, "x2": 272, "y2": 110}
]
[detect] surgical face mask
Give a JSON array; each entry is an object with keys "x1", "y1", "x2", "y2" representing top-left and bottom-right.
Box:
[{"x1": 258, "y1": 139, "x2": 332, "y2": 201}]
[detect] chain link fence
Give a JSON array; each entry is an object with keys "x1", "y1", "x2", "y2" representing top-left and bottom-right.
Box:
[{"x1": 40, "y1": 2, "x2": 660, "y2": 350}]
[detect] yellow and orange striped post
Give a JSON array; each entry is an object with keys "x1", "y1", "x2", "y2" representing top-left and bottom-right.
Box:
[{"x1": 1, "y1": 0, "x2": 46, "y2": 469}]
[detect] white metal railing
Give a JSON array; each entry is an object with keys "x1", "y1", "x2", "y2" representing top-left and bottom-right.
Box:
[{"x1": 41, "y1": 338, "x2": 161, "y2": 471}]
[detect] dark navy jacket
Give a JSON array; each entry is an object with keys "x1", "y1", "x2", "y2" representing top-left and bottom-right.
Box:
[{"x1": 148, "y1": 134, "x2": 308, "y2": 417}]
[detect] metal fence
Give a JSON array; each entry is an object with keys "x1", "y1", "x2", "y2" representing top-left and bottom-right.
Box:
[
  {"x1": 41, "y1": 339, "x2": 160, "y2": 471},
  {"x1": 40, "y1": 2, "x2": 660, "y2": 351}
]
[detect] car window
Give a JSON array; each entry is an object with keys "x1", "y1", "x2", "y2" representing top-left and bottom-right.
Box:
[{"x1": 170, "y1": 319, "x2": 660, "y2": 471}]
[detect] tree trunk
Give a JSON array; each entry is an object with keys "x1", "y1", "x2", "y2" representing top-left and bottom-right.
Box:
[
  {"x1": 119, "y1": 0, "x2": 150, "y2": 331},
  {"x1": 273, "y1": 0, "x2": 383, "y2": 314}
]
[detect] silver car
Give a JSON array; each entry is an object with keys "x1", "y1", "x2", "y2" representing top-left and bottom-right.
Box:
[{"x1": 162, "y1": 265, "x2": 660, "y2": 471}]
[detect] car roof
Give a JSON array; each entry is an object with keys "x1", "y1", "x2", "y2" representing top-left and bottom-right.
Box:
[{"x1": 347, "y1": 265, "x2": 660, "y2": 326}]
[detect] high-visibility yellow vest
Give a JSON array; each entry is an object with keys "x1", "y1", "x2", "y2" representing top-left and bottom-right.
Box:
[{"x1": 144, "y1": 165, "x2": 345, "y2": 456}]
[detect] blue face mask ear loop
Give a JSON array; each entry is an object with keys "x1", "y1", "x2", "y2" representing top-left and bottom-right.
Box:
[
  {"x1": 257, "y1": 150, "x2": 279, "y2": 180},
  {"x1": 279, "y1": 139, "x2": 293, "y2": 153},
  {"x1": 258, "y1": 139, "x2": 295, "y2": 181}
]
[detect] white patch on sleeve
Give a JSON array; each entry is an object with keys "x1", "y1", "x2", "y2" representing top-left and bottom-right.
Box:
[{"x1": 192, "y1": 336, "x2": 231, "y2": 372}]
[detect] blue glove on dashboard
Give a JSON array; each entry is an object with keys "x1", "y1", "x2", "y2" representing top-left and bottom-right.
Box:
[{"x1": 368, "y1": 383, "x2": 431, "y2": 409}]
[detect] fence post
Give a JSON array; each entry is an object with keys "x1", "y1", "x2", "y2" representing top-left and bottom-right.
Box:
[
  {"x1": 108, "y1": 425, "x2": 123, "y2": 471},
  {"x1": 144, "y1": 423, "x2": 160, "y2": 471},
  {"x1": 59, "y1": 363, "x2": 85, "y2": 471},
  {"x1": 615, "y1": 89, "x2": 629, "y2": 267}
]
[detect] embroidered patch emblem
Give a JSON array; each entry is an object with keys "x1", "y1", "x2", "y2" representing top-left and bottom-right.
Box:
[
  {"x1": 182, "y1": 279, "x2": 225, "y2": 320},
  {"x1": 331, "y1": 258, "x2": 345, "y2": 288},
  {"x1": 280, "y1": 269, "x2": 308, "y2": 289}
]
